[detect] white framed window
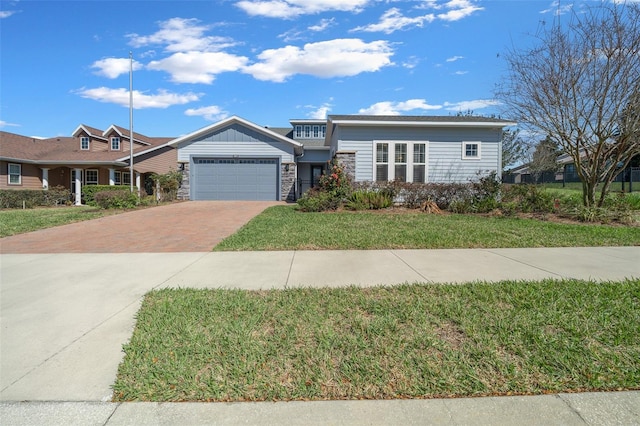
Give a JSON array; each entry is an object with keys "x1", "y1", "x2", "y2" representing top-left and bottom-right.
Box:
[
  {"x1": 86, "y1": 169, "x2": 98, "y2": 185},
  {"x1": 8, "y1": 163, "x2": 21, "y2": 185},
  {"x1": 295, "y1": 125, "x2": 303, "y2": 138},
  {"x1": 375, "y1": 143, "x2": 389, "y2": 182},
  {"x1": 111, "y1": 137, "x2": 120, "y2": 151},
  {"x1": 375, "y1": 141, "x2": 428, "y2": 182},
  {"x1": 313, "y1": 125, "x2": 320, "y2": 138},
  {"x1": 80, "y1": 137, "x2": 90, "y2": 150},
  {"x1": 122, "y1": 172, "x2": 131, "y2": 185},
  {"x1": 114, "y1": 171, "x2": 122, "y2": 185},
  {"x1": 304, "y1": 125, "x2": 311, "y2": 138},
  {"x1": 462, "y1": 141, "x2": 481, "y2": 159},
  {"x1": 413, "y1": 143, "x2": 426, "y2": 183}
]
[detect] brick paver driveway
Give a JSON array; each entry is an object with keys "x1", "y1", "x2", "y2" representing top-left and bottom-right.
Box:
[{"x1": 0, "y1": 201, "x2": 281, "y2": 253}]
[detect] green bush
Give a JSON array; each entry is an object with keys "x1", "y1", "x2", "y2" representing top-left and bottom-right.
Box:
[
  {"x1": 150, "y1": 169, "x2": 182, "y2": 201},
  {"x1": 82, "y1": 185, "x2": 133, "y2": 206},
  {"x1": 502, "y1": 185, "x2": 555, "y2": 213},
  {"x1": 346, "y1": 190, "x2": 392, "y2": 210},
  {"x1": 0, "y1": 186, "x2": 70, "y2": 209},
  {"x1": 296, "y1": 189, "x2": 340, "y2": 212},
  {"x1": 318, "y1": 159, "x2": 352, "y2": 200},
  {"x1": 94, "y1": 190, "x2": 139, "y2": 209}
]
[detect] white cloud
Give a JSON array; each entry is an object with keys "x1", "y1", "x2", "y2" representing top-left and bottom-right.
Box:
[
  {"x1": 444, "y1": 99, "x2": 501, "y2": 111},
  {"x1": 305, "y1": 100, "x2": 334, "y2": 119},
  {"x1": 127, "y1": 18, "x2": 235, "y2": 52},
  {"x1": 0, "y1": 10, "x2": 17, "y2": 18},
  {"x1": 402, "y1": 55, "x2": 421, "y2": 69},
  {"x1": 244, "y1": 39, "x2": 393, "y2": 82},
  {"x1": 351, "y1": 8, "x2": 435, "y2": 34},
  {"x1": 0, "y1": 120, "x2": 20, "y2": 128},
  {"x1": 75, "y1": 87, "x2": 201, "y2": 109},
  {"x1": 454, "y1": 70, "x2": 468, "y2": 75},
  {"x1": 147, "y1": 51, "x2": 249, "y2": 84},
  {"x1": 358, "y1": 99, "x2": 442, "y2": 115},
  {"x1": 91, "y1": 58, "x2": 144, "y2": 79},
  {"x1": 309, "y1": 18, "x2": 336, "y2": 32},
  {"x1": 437, "y1": 0, "x2": 484, "y2": 21},
  {"x1": 235, "y1": 0, "x2": 370, "y2": 18},
  {"x1": 539, "y1": 1, "x2": 574, "y2": 15},
  {"x1": 184, "y1": 105, "x2": 229, "y2": 121},
  {"x1": 446, "y1": 55, "x2": 464, "y2": 62}
]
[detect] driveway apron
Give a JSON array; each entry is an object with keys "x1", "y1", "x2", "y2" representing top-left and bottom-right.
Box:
[{"x1": 0, "y1": 201, "x2": 281, "y2": 253}]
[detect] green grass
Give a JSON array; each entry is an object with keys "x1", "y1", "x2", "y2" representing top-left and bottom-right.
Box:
[
  {"x1": 214, "y1": 206, "x2": 640, "y2": 251},
  {"x1": 0, "y1": 206, "x2": 118, "y2": 237},
  {"x1": 113, "y1": 279, "x2": 640, "y2": 402}
]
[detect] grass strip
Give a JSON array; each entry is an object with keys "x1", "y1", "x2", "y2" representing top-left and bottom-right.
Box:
[
  {"x1": 0, "y1": 206, "x2": 117, "y2": 237},
  {"x1": 113, "y1": 279, "x2": 640, "y2": 402},
  {"x1": 214, "y1": 206, "x2": 640, "y2": 251}
]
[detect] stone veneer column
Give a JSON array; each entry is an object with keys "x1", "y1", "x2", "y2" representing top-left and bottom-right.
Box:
[
  {"x1": 177, "y1": 162, "x2": 190, "y2": 200},
  {"x1": 281, "y1": 163, "x2": 296, "y2": 201},
  {"x1": 334, "y1": 151, "x2": 356, "y2": 182}
]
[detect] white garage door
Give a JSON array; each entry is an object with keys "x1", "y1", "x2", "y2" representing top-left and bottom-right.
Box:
[{"x1": 193, "y1": 158, "x2": 279, "y2": 200}]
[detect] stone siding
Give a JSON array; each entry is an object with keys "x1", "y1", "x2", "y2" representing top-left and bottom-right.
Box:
[
  {"x1": 335, "y1": 151, "x2": 356, "y2": 182},
  {"x1": 177, "y1": 162, "x2": 190, "y2": 200},
  {"x1": 281, "y1": 163, "x2": 296, "y2": 201}
]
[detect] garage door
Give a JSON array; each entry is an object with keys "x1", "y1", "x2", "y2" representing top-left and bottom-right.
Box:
[{"x1": 193, "y1": 158, "x2": 279, "y2": 200}]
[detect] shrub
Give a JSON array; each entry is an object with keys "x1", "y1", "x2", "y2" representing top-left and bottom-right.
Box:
[
  {"x1": 346, "y1": 190, "x2": 392, "y2": 210},
  {"x1": 502, "y1": 184, "x2": 555, "y2": 213},
  {"x1": 0, "y1": 186, "x2": 71, "y2": 209},
  {"x1": 94, "y1": 190, "x2": 139, "y2": 209},
  {"x1": 296, "y1": 189, "x2": 340, "y2": 212},
  {"x1": 83, "y1": 185, "x2": 133, "y2": 206},
  {"x1": 318, "y1": 159, "x2": 352, "y2": 200},
  {"x1": 150, "y1": 169, "x2": 182, "y2": 201}
]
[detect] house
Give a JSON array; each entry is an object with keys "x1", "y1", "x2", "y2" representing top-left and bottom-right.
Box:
[
  {"x1": 0, "y1": 126, "x2": 175, "y2": 204},
  {"x1": 171, "y1": 115, "x2": 516, "y2": 201}
]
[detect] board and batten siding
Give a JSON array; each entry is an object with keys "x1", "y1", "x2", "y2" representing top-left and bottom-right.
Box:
[
  {"x1": 332, "y1": 125, "x2": 503, "y2": 183},
  {"x1": 177, "y1": 123, "x2": 295, "y2": 162}
]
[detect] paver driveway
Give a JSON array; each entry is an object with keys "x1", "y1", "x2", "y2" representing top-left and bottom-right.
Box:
[{"x1": 0, "y1": 201, "x2": 281, "y2": 253}]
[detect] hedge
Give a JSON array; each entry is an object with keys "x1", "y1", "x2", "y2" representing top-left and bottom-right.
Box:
[{"x1": 0, "y1": 186, "x2": 71, "y2": 209}]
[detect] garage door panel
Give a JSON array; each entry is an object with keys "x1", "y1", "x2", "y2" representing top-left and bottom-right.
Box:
[{"x1": 193, "y1": 158, "x2": 278, "y2": 201}]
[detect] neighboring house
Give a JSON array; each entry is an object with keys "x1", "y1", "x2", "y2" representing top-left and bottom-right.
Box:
[
  {"x1": 0, "y1": 125, "x2": 175, "y2": 205},
  {"x1": 171, "y1": 114, "x2": 515, "y2": 201}
]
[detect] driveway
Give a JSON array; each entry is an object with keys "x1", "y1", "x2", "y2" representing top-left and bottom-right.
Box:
[{"x1": 0, "y1": 201, "x2": 281, "y2": 253}]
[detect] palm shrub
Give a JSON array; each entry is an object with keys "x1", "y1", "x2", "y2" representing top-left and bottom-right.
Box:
[{"x1": 346, "y1": 190, "x2": 393, "y2": 210}]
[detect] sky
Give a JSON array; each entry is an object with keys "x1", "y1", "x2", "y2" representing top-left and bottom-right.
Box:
[{"x1": 0, "y1": 0, "x2": 634, "y2": 138}]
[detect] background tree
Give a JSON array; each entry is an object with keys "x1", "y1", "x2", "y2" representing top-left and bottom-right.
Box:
[
  {"x1": 496, "y1": 3, "x2": 640, "y2": 206},
  {"x1": 528, "y1": 136, "x2": 561, "y2": 182},
  {"x1": 501, "y1": 128, "x2": 529, "y2": 171}
]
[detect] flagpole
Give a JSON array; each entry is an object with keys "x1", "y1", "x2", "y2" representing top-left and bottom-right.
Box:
[{"x1": 129, "y1": 51, "x2": 134, "y2": 193}]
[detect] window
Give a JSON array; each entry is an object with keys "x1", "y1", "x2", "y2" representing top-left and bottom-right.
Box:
[
  {"x1": 80, "y1": 137, "x2": 90, "y2": 150},
  {"x1": 295, "y1": 125, "x2": 303, "y2": 138},
  {"x1": 413, "y1": 144, "x2": 426, "y2": 183},
  {"x1": 394, "y1": 143, "x2": 407, "y2": 182},
  {"x1": 114, "y1": 171, "x2": 121, "y2": 185},
  {"x1": 304, "y1": 125, "x2": 311, "y2": 138},
  {"x1": 463, "y1": 142, "x2": 480, "y2": 159},
  {"x1": 8, "y1": 163, "x2": 21, "y2": 185},
  {"x1": 294, "y1": 124, "x2": 326, "y2": 139},
  {"x1": 86, "y1": 169, "x2": 98, "y2": 185},
  {"x1": 375, "y1": 143, "x2": 389, "y2": 182},
  {"x1": 122, "y1": 172, "x2": 131, "y2": 185},
  {"x1": 111, "y1": 137, "x2": 120, "y2": 151},
  {"x1": 375, "y1": 141, "x2": 427, "y2": 182},
  {"x1": 313, "y1": 125, "x2": 320, "y2": 138}
]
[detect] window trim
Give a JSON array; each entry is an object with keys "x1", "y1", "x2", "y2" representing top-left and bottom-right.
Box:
[
  {"x1": 462, "y1": 141, "x2": 481, "y2": 160},
  {"x1": 85, "y1": 169, "x2": 99, "y2": 185},
  {"x1": 8, "y1": 163, "x2": 21, "y2": 185},
  {"x1": 111, "y1": 137, "x2": 121, "y2": 151},
  {"x1": 80, "y1": 137, "x2": 90, "y2": 150},
  {"x1": 122, "y1": 172, "x2": 131, "y2": 185},
  {"x1": 114, "y1": 171, "x2": 122, "y2": 185},
  {"x1": 374, "y1": 141, "x2": 428, "y2": 183}
]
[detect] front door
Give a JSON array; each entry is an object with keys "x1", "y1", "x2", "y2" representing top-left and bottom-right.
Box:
[{"x1": 312, "y1": 165, "x2": 323, "y2": 187}]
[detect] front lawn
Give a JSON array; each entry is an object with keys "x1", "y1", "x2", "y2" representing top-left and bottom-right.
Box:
[
  {"x1": 113, "y1": 279, "x2": 640, "y2": 402},
  {"x1": 0, "y1": 206, "x2": 118, "y2": 238},
  {"x1": 214, "y1": 206, "x2": 640, "y2": 251}
]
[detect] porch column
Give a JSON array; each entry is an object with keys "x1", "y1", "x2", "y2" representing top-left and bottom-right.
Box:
[
  {"x1": 109, "y1": 168, "x2": 115, "y2": 186},
  {"x1": 135, "y1": 172, "x2": 141, "y2": 196},
  {"x1": 41, "y1": 168, "x2": 49, "y2": 190},
  {"x1": 74, "y1": 168, "x2": 82, "y2": 206}
]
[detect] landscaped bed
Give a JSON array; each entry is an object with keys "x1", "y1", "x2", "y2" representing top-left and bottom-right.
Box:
[
  {"x1": 113, "y1": 279, "x2": 640, "y2": 402},
  {"x1": 214, "y1": 205, "x2": 640, "y2": 251}
]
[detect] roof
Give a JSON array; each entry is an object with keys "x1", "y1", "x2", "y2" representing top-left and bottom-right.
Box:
[
  {"x1": 168, "y1": 115, "x2": 304, "y2": 155},
  {"x1": 328, "y1": 115, "x2": 516, "y2": 126},
  {"x1": 1, "y1": 127, "x2": 173, "y2": 166}
]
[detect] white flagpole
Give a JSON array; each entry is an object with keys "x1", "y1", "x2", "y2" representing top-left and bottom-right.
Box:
[{"x1": 129, "y1": 51, "x2": 134, "y2": 193}]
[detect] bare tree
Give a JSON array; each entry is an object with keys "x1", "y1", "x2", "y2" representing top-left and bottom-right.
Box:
[{"x1": 496, "y1": 2, "x2": 640, "y2": 206}]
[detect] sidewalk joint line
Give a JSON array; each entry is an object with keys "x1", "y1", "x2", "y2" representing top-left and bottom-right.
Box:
[
  {"x1": 484, "y1": 249, "x2": 566, "y2": 279},
  {"x1": 285, "y1": 251, "x2": 296, "y2": 287},
  {"x1": 103, "y1": 402, "x2": 122, "y2": 426},
  {"x1": 556, "y1": 394, "x2": 589, "y2": 424},
  {"x1": 389, "y1": 250, "x2": 430, "y2": 282}
]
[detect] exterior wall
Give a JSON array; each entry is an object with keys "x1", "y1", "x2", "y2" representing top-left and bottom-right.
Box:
[
  {"x1": 177, "y1": 123, "x2": 296, "y2": 163},
  {"x1": 0, "y1": 161, "x2": 43, "y2": 190},
  {"x1": 298, "y1": 148, "x2": 330, "y2": 163},
  {"x1": 331, "y1": 126, "x2": 503, "y2": 183},
  {"x1": 281, "y1": 162, "x2": 296, "y2": 201},
  {"x1": 133, "y1": 146, "x2": 177, "y2": 174}
]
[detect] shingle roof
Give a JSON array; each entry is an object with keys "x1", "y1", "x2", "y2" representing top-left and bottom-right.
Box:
[{"x1": 328, "y1": 115, "x2": 512, "y2": 124}]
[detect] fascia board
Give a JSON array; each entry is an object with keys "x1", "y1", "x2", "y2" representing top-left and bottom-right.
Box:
[{"x1": 331, "y1": 120, "x2": 517, "y2": 128}]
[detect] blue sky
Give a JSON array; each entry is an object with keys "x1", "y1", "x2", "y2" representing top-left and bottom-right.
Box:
[{"x1": 0, "y1": 0, "x2": 628, "y2": 138}]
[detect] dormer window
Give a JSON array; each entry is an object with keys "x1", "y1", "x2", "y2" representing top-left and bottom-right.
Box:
[
  {"x1": 294, "y1": 124, "x2": 326, "y2": 139},
  {"x1": 111, "y1": 137, "x2": 120, "y2": 151},
  {"x1": 80, "y1": 137, "x2": 90, "y2": 150}
]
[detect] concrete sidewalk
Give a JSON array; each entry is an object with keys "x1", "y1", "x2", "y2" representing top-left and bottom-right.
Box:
[{"x1": 1, "y1": 247, "x2": 639, "y2": 424}]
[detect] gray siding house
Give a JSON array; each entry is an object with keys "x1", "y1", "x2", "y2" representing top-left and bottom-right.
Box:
[{"x1": 172, "y1": 114, "x2": 515, "y2": 201}]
